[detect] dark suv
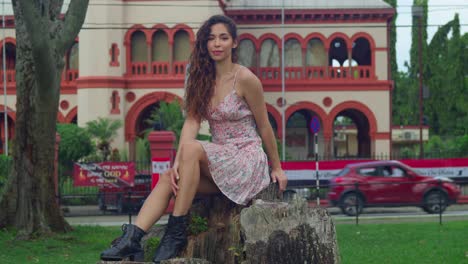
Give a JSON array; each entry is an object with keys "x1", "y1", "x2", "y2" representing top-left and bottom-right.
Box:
[
  {"x1": 97, "y1": 174, "x2": 152, "y2": 213},
  {"x1": 328, "y1": 160, "x2": 460, "y2": 216}
]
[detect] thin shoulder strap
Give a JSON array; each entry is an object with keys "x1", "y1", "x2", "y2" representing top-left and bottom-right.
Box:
[{"x1": 232, "y1": 65, "x2": 243, "y2": 90}]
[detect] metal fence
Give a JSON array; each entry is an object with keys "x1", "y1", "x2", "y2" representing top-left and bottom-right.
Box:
[
  {"x1": 58, "y1": 160, "x2": 152, "y2": 213},
  {"x1": 58, "y1": 168, "x2": 468, "y2": 226}
]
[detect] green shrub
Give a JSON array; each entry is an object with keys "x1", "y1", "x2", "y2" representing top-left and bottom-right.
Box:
[
  {"x1": 189, "y1": 214, "x2": 208, "y2": 235},
  {"x1": 143, "y1": 237, "x2": 160, "y2": 262},
  {"x1": 0, "y1": 155, "x2": 12, "y2": 190},
  {"x1": 57, "y1": 124, "x2": 95, "y2": 175}
]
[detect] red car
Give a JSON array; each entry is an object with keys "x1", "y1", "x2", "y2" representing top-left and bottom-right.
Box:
[{"x1": 328, "y1": 160, "x2": 461, "y2": 216}]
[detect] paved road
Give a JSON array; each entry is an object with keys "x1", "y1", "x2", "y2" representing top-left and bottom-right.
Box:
[{"x1": 64, "y1": 204, "x2": 468, "y2": 226}]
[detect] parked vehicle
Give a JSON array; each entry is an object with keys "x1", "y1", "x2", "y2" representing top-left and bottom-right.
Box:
[
  {"x1": 97, "y1": 174, "x2": 152, "y2": 213},
  {"x1": 328, "y1": 160, "x2": 461, "y2": 216}
]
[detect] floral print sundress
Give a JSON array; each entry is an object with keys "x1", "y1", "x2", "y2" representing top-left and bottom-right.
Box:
[{"x1": 197, "y1": 67, "x2": 270, "y2": 205}]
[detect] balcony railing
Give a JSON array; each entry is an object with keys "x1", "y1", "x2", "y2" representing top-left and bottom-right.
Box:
[
  {"x1": 0, "y1": 70, "x2": 15, "y2": 83},
  {"x1": 259, "y1": 67, "x2": 280, "y2": 80},
  {"x1": 1, "y1": 69, "x2": 79, "y2": 83},
  {"x1": 130, "y1": 61, "x2": 188, "y2": 77},
  {"x1": 128, "y1": 63, "x2": 375, "y2": 82},
  {"x1": 131, "y1": 62, "x2": 148, "y2": 76},
  {"x1": 305, "y1": 66, "x2": 326, "y2": 79},
  {"x1": 62, "y1": 69, "x2": 79, "y2": 82},
  {"x1": 258, "y1": 66, "x2": 375, "y2": 81},
  {"x1": 151, "y1": 62, "x2": 169, "y2": 76},
  {"x1": 173, "y1": 61, "x2": 186, "y2": 76}
]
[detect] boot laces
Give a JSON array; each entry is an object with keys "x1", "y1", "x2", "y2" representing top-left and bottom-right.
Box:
[{"x1": 110, "y1": 224, "x2": 128, "y2": 247}]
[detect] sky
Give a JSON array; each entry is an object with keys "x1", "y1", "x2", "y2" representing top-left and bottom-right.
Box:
[{"x1": 396, "y1": 0, "x2": 468, "y2": 70}]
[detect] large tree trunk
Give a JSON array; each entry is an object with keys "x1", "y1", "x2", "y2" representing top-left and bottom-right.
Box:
[{"x1": 0, "y1": 0, "x2": 89, "y2": 239}]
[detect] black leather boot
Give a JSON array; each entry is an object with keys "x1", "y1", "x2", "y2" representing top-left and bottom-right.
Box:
[
  {"x1": 100, "y1": 224, "x2": 146, "y2": 261},
  {"x1": 152, "y1": 214, "x2": 189, "y2": 263}
]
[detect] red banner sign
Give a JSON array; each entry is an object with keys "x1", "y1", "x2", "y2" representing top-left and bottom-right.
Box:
[{"x1": 73, "y1": 162, "x2": 136, "y2": 187}]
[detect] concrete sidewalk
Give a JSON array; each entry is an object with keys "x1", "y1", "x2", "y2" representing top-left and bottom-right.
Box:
[{"x1": 66, "y1": 214, "x2": 169, "y2": 226}]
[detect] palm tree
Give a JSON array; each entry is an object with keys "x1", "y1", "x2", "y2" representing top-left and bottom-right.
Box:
[
  {"x1": 144, "y1": 100, "x2": 185, "y2": 147},
  {"x1": 86, "y1": 117, "x2": 123, "y2": 161},
  {"x1": 144, "y1": 100, "x2": 212, "y2": 151}
]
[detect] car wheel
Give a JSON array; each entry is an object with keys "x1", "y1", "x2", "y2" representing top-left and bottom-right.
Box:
[
  {"x1": 340, "y1": 192, "x2": 364, "y2": 216},
  {"x1": 98, "y1": 194, "x2": 107, "y2": 211},
  {"x1": 423, "y1": 190, "x2": 448, "y2": 214}
]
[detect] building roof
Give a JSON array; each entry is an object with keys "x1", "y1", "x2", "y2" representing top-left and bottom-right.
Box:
[{"x1": 224, "y1": 0, "x2": 392, "y2": 10}]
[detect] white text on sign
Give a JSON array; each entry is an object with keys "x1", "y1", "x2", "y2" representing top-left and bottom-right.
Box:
[{"x1": 152, "y1": 161, "x2": 170, "y2": 174}]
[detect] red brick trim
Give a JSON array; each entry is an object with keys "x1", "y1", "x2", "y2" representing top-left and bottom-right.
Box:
[
  {"x1": 65, "y1": 107, "x2": 78, "y2": 124},
  {"x1": 125, "y1": 91, "x2": 183, "y2": 141},
  {"x1": 109, "y1": 43, "x2": 120, "y2": 67}
]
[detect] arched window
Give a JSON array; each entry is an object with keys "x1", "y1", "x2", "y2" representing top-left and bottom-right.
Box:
[
  {"x1": 284, "y1": 38, "x2": 302, "y2": 79},
  {"x1": 237, "y1": 39, "x2": 256, "y2": 68},
  {"x1": 329, "y1": 37, "x2": 348, "y2": 79},
  {"x1": 329, "y1": 38, "x2": 348, "y2": 66},
  {"x1": 306, "y1": 38, "x2": 326, "y2": 67},
  {"x1": 152, "y1": 30, "x2": 169, "y2": 62},
  {"x1": 131, "y1": 31, "x2": 147, "y2": 62},
  {"x1": 260, "y1": 38, "x2": 279, "y2": 67},
  {"x1": 151, "y1": 30, "x2": 169, "y2": 75},
  {"x1": 260, "y1": 38, "x2": 279, "y2": 80},
  {"x1": 0, "y1": 43, "x2": 16, "y2": 69},
  {"x1": 352, "y1": 37, "x2": 371, "y2": 66},
  {"x1": 173, "y1": 30, "x2": 190, "y2": 61},
  {"x1": 0, "y1": 42, "x2": 16, "y2": 83},
  {"x1": 284, "y1": 38, "x2": 301, "y2": 67},
  {"x1": 68, "y1": 42, "x2": 79, "y2": 70},
  {"x1": 62, "y1": 42, "x2": 79, "y2": 82},
  {"x1": 173, "y1": 30, "x2": 190, "y2": 75}
]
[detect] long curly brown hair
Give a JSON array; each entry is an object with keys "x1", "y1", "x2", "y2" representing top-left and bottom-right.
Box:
[{"x1": 184, "y1": 15, "x2": 238, "y2": 120}]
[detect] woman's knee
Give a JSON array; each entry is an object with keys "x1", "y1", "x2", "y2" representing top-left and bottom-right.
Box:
[{"x1": 179, "y1": 141, "x2": 203, "y2": 162}]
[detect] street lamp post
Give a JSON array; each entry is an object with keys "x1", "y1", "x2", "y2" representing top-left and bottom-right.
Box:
[
  {"x1": 281, "y1": 0, "x2": 286, "y2": 161},
  {"x1": 2, "y1": 1, "x2": 8, "y2": 155},
  {"x1": 412, "y1": 5, "x2": 424, "y2": 159}
]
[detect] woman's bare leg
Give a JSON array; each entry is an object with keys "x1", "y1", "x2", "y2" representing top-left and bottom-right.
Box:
[
  {"x1": 134, "y1": 172, "x2": 173, "y2": 231},
  {"x1": 173, "y1": 141, "x2": 218, "y2": 216},
  {"x1": 133, "y1": 140, "x2": 217, "y2": 230}
]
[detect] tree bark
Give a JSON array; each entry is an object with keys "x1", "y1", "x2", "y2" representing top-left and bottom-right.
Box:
[
  {"x1": 0, "y1": 0, "x2": 89, "y2": 239},
  {"x1": 240, "y1": 199, "x2": 340, "y2": 264}
]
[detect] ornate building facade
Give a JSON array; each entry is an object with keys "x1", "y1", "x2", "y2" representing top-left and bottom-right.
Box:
[{"x1": 1, "y1": 0, "x2": 418, "y2": 160}]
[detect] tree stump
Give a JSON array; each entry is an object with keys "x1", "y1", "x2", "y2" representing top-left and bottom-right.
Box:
[
  {"x1": 240, "y1": 199, "x2": 340, "y2": 263},
  {"x1": 121, "y1": 183, "x2": 339, "y2": 264}
]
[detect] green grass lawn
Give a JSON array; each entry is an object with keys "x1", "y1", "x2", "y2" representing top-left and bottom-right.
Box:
[
  {"x1": 336, "y1": 222, "x2": 468, "y2": 264},
  {"x1": 1, "y1": 222, "x2": 468, "y2": 264}
]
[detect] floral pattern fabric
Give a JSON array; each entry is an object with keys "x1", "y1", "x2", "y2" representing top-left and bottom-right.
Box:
[{"x1": 197, "y1": 83, "x2": 270, "y2": 205}]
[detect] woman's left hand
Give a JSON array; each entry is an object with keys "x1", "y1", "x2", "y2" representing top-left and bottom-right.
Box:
[{"x1": 271, "y1": 167, "x2": 287, "y2": 192}]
